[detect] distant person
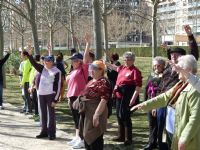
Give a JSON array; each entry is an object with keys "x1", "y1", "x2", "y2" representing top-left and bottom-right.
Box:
[
  {"x1": 19, "y1": 59, "x2": 26, "y2": 113},
  {"x1": 56, "y1": 53, "x2": 66, "y2": 101},
  {"x1": 20, "y1": 51, "x2": 32, "y2": 114},
  {"x1": 28, "y1": 55, "x2": 40, "y2": 119},
  {"x1": 107, "y1": 53, "x2": 121, "y2": 91},
  {"x1": 0, "y1": 51, "x2": 10, "y2": 109},
  {"x1": 132, "y1": 55, "x2": 200, "y2": 150}
]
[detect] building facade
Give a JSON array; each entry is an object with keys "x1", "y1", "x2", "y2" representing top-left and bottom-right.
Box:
[{"x1": 157, "y1": 0, "x2": 200, "y2": 45}]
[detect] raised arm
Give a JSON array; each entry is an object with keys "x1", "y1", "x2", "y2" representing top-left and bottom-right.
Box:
[
  {"x1": 160, "y1": 43, "x2": 171, "y2": 60},
  {"x1": 23, "y1": 49, "x2": 43, "y2": 73},
  {"x1": 0, "y1": 52, "x2": 10, "y2": 66},
  {"x1": 105, "y1": 62, "x2": 118, "y2": 71},
  {"x1": 83, "y1": 33, "x2": 92, "y2": 64},
  {"x1": 184, "y1": 25, "x2": 199, "y2": 60}
]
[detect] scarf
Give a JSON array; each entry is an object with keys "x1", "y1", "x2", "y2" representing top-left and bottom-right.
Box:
[{"x1": 167, "y1": 81, "x2": 188, "y2": 106}]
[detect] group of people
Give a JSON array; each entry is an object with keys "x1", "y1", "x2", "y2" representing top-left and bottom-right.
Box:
[
  {"x1": 0, "y1": 24, "x2": 199, "y2": 150},
  {"x1": 132, "y1": 25, "x2": 200, "y2": 150}
]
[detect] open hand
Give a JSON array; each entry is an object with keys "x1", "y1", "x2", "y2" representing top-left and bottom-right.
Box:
[
  {"x1": 184, "y1": 25, "x2": 192, "y2": 35},
  {"x1": 51, "y1": 102, "x2": 56, "y2": 107},
  {"x1": 131, "y1": 103, "x2": 144, "y2": 112},
  {"x1": 85, "y1": 32, "x2": 91, "y2": 43}
]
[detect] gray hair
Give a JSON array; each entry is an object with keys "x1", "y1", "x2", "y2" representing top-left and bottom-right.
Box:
[
  {"x1": 153, "y1": 56, "x2": 166, "y2": 66},
  {"x1": 123, "y1": 51, "x2": 135, "y2": 60},
  {"x1": 177, "y1": 55, "x2": 197, "y2": 74}
]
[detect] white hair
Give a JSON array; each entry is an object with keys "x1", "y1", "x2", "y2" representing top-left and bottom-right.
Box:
[
  {"x1": 123, "y1": 51, "x2": 135, "y2": 60},
  {"x1": 177, "y1": 55, "x2": 197, "y2": 73},
  {"x1": 153, "y1": 56, "x2": 166, "y2": 66}
]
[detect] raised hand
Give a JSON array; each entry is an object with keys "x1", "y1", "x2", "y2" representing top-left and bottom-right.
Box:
[
  {"x1": 160, "y1": 42, "x2": 168, "y2": 51},
  {"x1": 184, "y1": 25, "x2": 192, "y2": 35},
  {"x1": 27, "y1": 44, "x2": 33, "y2": 55},
  {"x1": 85, "y1": 32, "x2": 91, "y2": 43},
  {"x1": 47, "y1": 43, "x2": 52, "y2": 55}
]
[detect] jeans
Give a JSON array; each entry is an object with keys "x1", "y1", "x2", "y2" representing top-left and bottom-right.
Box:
[
  {"x1": 157, "y1": 107, "x2": 168, "y2": 150},
  {"x1": 147, "y1": 110, "x2": 158, "y2": 146}
]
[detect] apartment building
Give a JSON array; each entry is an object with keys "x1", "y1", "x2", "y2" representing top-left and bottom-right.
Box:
[{"x1": 157, "y1": 0, "x2": 200, "y2": 45}]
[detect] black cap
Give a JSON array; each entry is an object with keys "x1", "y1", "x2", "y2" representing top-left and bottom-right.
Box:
[
  {"x1": 170, "y1": 47, "x2": 186, "y2": 55},
  {"x1": 69, "y1": 53, "x2": 83, "y2": 60}
]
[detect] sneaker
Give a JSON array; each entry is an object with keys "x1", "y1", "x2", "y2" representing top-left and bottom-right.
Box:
[
  {"x1": 67, "y1": 137, "x2": 79, "y2": 146},
  {"x1": 0, "y1": 106, "x2": 4, "y2": 110},
  {"x1": 72, "y1": 139, "x2": 85, "y2": 149}
]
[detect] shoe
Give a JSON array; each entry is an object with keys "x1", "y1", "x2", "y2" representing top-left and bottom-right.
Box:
[
  {"x1": 25, "y1": 111, "x2": 32, "y2": 115},
  {"x1": 72, "y1": 139, "x2": 85, "y2": 149},
  {"x1": 0, "y1": 106, "x2": 4, "y2": 110},
  {"x1": 143, "y1": 144, "x2": 157, "y2": 150},
  {"x1": 36, "y1": 133, "x2": 48, "y2": 138},
  {"x1": 124, "y1": 140, "x2": 132, "y2": 146},
  {"x1": 67, "y1": 137, "x2": 79, "y2": 146},
  {"x1": 20, "y1": 109, "x2": 26, "y2": 113},
  {"x1": 49, "y1": 135, "x2": 56, "y2": 140}
]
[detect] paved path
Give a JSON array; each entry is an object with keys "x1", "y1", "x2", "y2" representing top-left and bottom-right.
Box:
[{"x1": 0, "y1": 103, "x2": 81, "y2": 150}]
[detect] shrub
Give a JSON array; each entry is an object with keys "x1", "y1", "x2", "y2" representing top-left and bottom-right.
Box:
[{"x1": 6, "y1": 52, "x2": 21, "y2": 75}]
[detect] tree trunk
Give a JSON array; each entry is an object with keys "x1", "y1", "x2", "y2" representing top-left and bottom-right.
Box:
[
  {"x1": 0, "y1": 1, "x2": 5, "y2": 88},
  {"x1": 27, "y1": 0, "x2": 40, "y2": 54},
  {"x1": 151, "y1": 2, "x2": 158, "y2": 58},
  {"x1": 21, "y1": 34, "x2": 24, "y2": 50},
  {"x1": 103, "y1": 0, "x2": 108, "y2": 51},
  {"x1": 140, "y1": 30, "x2": 142, "y2": 47},
  {"x1": 50, "y1": 28, "x2": 54, "y2": 51},
  {"x1": 69, "y1": 0, "x2": 75, "y2": 49},
  {"x1": 93, "y1": 0, "x2": 102, "y2": 59}
]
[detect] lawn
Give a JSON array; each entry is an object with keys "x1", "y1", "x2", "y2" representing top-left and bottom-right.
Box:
[{"x1": 4, "y1": 57, "x2": 154, "y2": 150}]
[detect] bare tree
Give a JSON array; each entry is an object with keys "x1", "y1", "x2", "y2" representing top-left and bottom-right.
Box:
[
  {"x1": 9, "y1": 14, "x2": 29, "y2": 49},
  {"x1": 3, "y1": 0, "x2": 40, "y2": 54},
  {"x1": 60, "y1": 0, "x2": 92, "y2": 49},
  {"x1": 107, "y1": 11, "x2": 135, "y2": 42},
  {"x1": 101, "y1": 0, "x2": 118, "y2": 51}
]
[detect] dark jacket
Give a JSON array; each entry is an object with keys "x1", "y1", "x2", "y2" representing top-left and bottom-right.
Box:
[
  {"x1": 0, "y1": 53, "x2": 10, "y2": 83},
  {"x1": 160, "y1": 34, "x2": 199, "y2": 93}
]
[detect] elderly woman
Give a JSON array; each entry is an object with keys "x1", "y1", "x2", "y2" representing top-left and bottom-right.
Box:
[
  {"x1": 132, "y1": 55, "x2": 200, "y2": 150},
  {"x1": 106, "y1": 51, "x2": 142, "y2": 145},
  {"x1": 24, "y1": 51, "x2": 61, "y2": 140},
  {"x1": 144, "y1": 56, "x2": 166, "y2": 150},
  {"x1": 74, "y1": 60, "x2": 111, "y2": 150}
]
